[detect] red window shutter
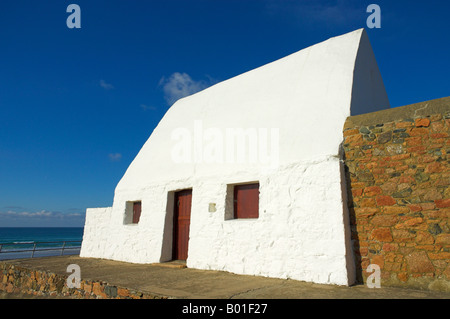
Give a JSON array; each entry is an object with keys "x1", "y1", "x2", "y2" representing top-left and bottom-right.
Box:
[
  {"x1": 234, "y1": 183, "x2": 259, "y2": 219},
  {"x1": 133, "y1": 201, "x2": 141, "y2": 224}
]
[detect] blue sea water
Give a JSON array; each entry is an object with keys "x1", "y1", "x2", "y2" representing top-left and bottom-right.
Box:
[{"x1": 0, "y1": 227, "x2": 84, "y2": 260}]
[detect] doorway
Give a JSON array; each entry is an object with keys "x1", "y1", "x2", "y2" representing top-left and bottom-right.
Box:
[{"x1": 172, "y1": 189, "x2": 192, "y2": 261}]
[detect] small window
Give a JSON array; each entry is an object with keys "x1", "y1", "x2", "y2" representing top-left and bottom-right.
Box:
[
  {"x1": 233, "y1": 183, "x2": 259, "y2": 219},
  {"x1": 124, "y1": 201, "x2": 141, "y2": 224}
]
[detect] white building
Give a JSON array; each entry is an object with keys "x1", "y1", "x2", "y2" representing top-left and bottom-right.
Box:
[{"x1": 80, "y1": 28, "x2": 390, "y2": 286}]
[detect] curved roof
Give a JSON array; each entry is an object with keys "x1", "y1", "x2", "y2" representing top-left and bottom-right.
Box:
[{"x1": 116, "y1": 28, "x2": 390, "y2": 190}]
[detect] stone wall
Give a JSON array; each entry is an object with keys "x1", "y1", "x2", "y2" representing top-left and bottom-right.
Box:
[
  {"x1": 343, "y1": 97, "x2": 450, "y2": 291},
  {"x1": 0, "y1": 262, "x2": 166, "y2": 299}
]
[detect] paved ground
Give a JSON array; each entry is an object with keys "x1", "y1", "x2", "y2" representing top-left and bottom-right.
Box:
[{"x1": 2, "y1": 256, "x2": 450, "y2": 299}]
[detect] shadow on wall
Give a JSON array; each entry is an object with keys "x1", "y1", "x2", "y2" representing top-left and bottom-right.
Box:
[
  {"x1": 160, "y1": 191, "x2": 175, "y2": 263},
  {"x1": 343, "y1": 156, "x2": 364, "y2": 284}
]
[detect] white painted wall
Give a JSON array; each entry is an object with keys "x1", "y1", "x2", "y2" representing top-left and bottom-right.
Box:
[
  {"x1": 80, "y1": 207, "x2": 112, "y2": 257},
  {"x1": 80, "y1": 28, "x2": 389, "y2": 286}
]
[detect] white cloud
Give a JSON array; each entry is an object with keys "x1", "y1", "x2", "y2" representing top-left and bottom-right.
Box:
[
  {"x1": 100, "y1": 79, "x2": 114, "y2": 90},
  {"x1": 18, "y1": 210, "x2": 52, "y2": 217},
  {"x1": 159, "y1": 72, "x2": 213, "y2": 105},
  {"x1": 108, "y1": 153, "x2": 122, "y2": 162},
  {"x1": 3, "y1": 210, "x2": 50, "y2": 218},
  {"x1": 0, "y1": 210, "x2": 82, "y2": 220},
  {"x1": 0, "y1": 209, "x2": 85, "y2": 227}
]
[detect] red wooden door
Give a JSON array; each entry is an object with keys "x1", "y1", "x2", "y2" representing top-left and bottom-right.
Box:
[
  {"x1": 234, "y1": 183, "x2": 259, "y2": 219},
  {"x1": 173, "y1": 189, "x2": 192, "y2": 260}
]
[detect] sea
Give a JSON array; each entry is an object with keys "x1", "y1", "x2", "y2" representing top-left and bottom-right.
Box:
[{"x1": 0, "y1": 227, "x2": 84, "y2": 261}]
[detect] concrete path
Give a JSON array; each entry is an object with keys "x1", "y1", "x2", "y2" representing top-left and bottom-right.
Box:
[{"x1": 2, "y1": 256, "x2": 450, "y2": 299}]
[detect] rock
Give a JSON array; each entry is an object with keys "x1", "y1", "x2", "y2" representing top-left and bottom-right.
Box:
[
  {"x1": 359, "y1": 127, "x2": 371, "y2": 134},
  {"x1": 385, "y1": 144, "x2": 403, "y2": 155},
  {"x1": 395, "y1": 217, "x2": 424, "y2": 229},
  {"x1": 105, "y1": 285, "x2": 117, "y2": 298},
  {"x1": 363, "y1": 133, "x2": 376, "y2": 141},
  {"x1": 376, "y1": 195, "x2": 396, "y2": 206},
  {"x1": 435, "y1": 234, "x2": 450, "y2": 245},
  {"x1": 423, "y1": 189, "x2": 442, "y2": 201},
  {"x1": 428, "y1": 224, "x2": 443, "y2": 236},
  {"x1": 435, "y1": 199, "x2": 450, "y2": 208},
  {"x1": 370, "y1": 228, "x2": 393, "y2": 242},
  {"x1": 425, "y1": 162, "x2": 445, "y2": 173},
  {"x1": 392, "y1": 188, "x2": 412, "y2": 198},
  {"x1": 117, "y1": 287, "x2": 130, "y2": 298},
  {"x1": 357, "y1": 170, "x2": 375, "y2": 182},
  {"x1": 415, "y1": 172, "x2": 430, "y2": 183},
  {"x1": 392, "y1": 137, "x2": 405, "y2": 144},
  {"x1": 377, "y1": 131, "x2": 392, "y2": 144},
  {"x1": 406, "y1": 251, "x2": 434, "y2": 273},
  {"x1": 364, "y1": 186, "x2": 382, "y2": 197},
  {"x1": 92, "y1": 282, "x2": 107, "y2": 298},
  {"x1": 372, "y1": 148, "x2": 385, "y2": 156},
  {"x1": 383, "y1": 206, "x2": 410, "y2": 215},
  {"x1": 428, "y1": 252, "x2": 450, "y2": 260},
  {"x1": 415, "y1": 118, "x2": 431, "y2": 127},
  {"x1": 371, "y1": 215, "x2": 398, "y2": 227}
]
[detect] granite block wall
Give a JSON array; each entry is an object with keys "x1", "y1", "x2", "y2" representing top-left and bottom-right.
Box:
[{"x1": 343, "y1": 97, "x2": 450, "y2": 291}]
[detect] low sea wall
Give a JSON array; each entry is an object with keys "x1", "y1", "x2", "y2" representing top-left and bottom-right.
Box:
[{"x1": 0, "y1": 261, "x2": 166, "y2": 299}]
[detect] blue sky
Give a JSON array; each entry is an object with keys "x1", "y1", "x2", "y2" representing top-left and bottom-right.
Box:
[{"x1": 0, "y1": 0, "x2": 449, "y2": 227}]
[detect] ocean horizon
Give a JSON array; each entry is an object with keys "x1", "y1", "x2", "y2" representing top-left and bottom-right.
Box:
[{"x1": 0, "y1": 227, "x2": 84, "y2": 260}]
